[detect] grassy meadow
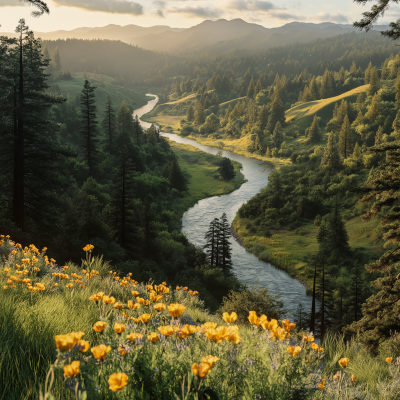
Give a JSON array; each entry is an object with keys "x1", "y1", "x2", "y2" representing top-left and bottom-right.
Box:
[{"x1": 0, "y1": 238, "x2": 399, "y2": 399}]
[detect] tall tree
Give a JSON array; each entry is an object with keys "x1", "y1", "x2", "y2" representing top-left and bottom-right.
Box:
[
  {"x1": 132, "y1": 115, "x2": 143, "y2": 146},
  {"x1": 247, "y1": 78, "x2": 255, "y2": 98},
  {"x1": 163, "y1": 154, "x2": 186, "y2": 191},
  {"x1": 116, "y1": 100, "x2": 133, "y2": 133},
  {"x1": 186, "y1": 103, "x2": 195, "y2": 122},
  {"x1": 266, "y1": 94, "x2": 285, "y2": 132},
  {"x1": 218, "y1": 213, "x2": 233, "y2": 273},
  {"x1": 339, "y1": 115, "x2": 352, "y2": 159},
  {"x1": 102, "y1": 96, "x2": 116, "y2": 153},
  {"x1": 217, "y1": 157, "x2": 236, "y2": 180},
  {"x1": 50, "y1": 46, "x2": 62, "y2": 73},
  {"x1": 306, "y1": 115, "x2": 321, "y2": 142},
  {"x1": 194, "y1": 103, "x2": 206, "y2": 125},
  {"x1": 321, "y1": 133, "x2": 341, "y2": 170},
  {"x1": 368, "y1": 67, "x2": 380, "y2": 96},
  {"x1": 80, "y1": 80, "x2": 99, "y2": 177},
  {"x1": 204, "y1": 217, "x2": 220, "y2": 268},
  {"x1": 271, "y1": 121, "x2": 284, "y2": 149},
  {"x1": 326, "y1": 199, "x2": 350, "y2": 255}
]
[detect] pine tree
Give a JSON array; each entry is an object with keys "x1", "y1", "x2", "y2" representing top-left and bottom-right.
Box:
[
  {"x1": 368, "y1": 67, "x2": 380, "y2": 96},
  {"x1": 0, "y1": 21, "x2": 73, "y2": 234},
  {"x1": 132, "y1": 115, "x2": 143, "y2": 146},
  {"x1": 350, "y1": 61, "x2": 357, "y2": 76},
  {"x1": 271, "y1": 121, "x2": 284, "y2": 149},
  {"x1": 255, "y1": 78, "x2": 263, "y2": 96},
  {"x1": 364, "y1": 62, "x2": 372, "y2": 84},
  {"x1": 266, "y1": 147, "x2": 271, "y2": 158},
  {"x1": 395, "y1": 72, "x2": 400, "y2": 102},
  {"x1": 164, "y1": 154, "x2": 186, "y2": 191},
  {"x1": 102, "y1": 96, "x2": 116, "y2": 153},
  {"x1": 42, "y1": 43, "x2": 52, "y2": 74},
  {"x1": 194, "y1": 103, "x2": 206, "y2": 125},
  {"x1": 204, "y1": 218, "x2": 220, "y2": 267},
  {"x1": 247, "y1": 78, "x2": 255, "y2": 98},
  {"x1": 356, "y1": 92, "x2": 365, "y2": 111},
  {"x1": 217, "y1": 157, "x2": 236, "y2": 180},
  {"x1": 109, "y1": 146, "x2": 137, "y2": 252},
  {"x1": 326, "y1": 199, "x2": 350, "y2": 255},
  {"x1": 321, "y1": 133, "x2": 341, "y2": 170},
  {"x1": 309, "y1": 77, "x2": 319, "y2": 100},
  {"x1": 116, "y1": 100, "x2": 133, "y2": 133},
  {"x1": 353, "y1": 142, "x2": 362, "y2": 163},
  {"x1": 266, "y1": 95, "x2": 285, "y2": 132},
  {"x1": 258, "y1": 105, "x2": 269, "y2": 130},
  {"x1": 365, "y1": 93, "x2": 381, "y2": 123},
  {"x1": 339, "y1": 115, "x2": 352, "y2": 159},
  {"x1": 51, "y1": 46, "x2": 62, "y2": 73},
  {"x1": 375, "y1": 125, "x2": 383, "y2": 145},
  {"x1": 218, "y1": 213, "x2": 233, "y2": 273},
  {"x1": 193, "y1": 74, "x2": 201, "y2": 91},
  {"x1": 307, "y1": 115, "x2": 321, "y2": 142},
  {"x1": 80, "y1": 80, "x2": 99, "y2": 177}
]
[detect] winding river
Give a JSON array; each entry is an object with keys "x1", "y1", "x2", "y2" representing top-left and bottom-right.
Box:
[{"x1": 134, "y1": 95, "x2": 312, "y2": 313}]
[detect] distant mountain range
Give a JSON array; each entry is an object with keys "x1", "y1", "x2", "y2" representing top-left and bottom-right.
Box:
[{"x1": 0, "y1": 19, "x2": 390, "y2": 55}]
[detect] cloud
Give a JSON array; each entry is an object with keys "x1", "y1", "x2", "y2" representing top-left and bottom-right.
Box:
[
  {"x1": 227, "y1": 0, "x2": 278, "y2": 12},
  {"x1": 168, "y1": 5, "x2": 222, "y2": 18},
  {"x1": 52, "y1": 0, "x2": 144, "y2": 15},
  {"x1": 314, "y1": 12, "x2": 349, "y2": 23},
  {"x1": 270, "y1": 11, "x2": 303, "y2": 20}
]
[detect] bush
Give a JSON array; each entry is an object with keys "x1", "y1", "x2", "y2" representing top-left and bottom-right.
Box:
[{"x1": 218, "y1": 284, "x2": 285, "y2": 324}]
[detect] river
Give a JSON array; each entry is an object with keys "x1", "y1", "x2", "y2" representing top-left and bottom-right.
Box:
[{"x1": 134, "y1": 95, "x2": 312, "y2": 314}]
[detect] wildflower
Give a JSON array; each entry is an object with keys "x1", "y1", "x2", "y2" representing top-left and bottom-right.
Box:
[
  {"x1": 222, "y1": 312, "x2": 237, "y2": 323},
  {"x1": 114, "y1": 323, "x2": 126, "y2": 334},
  {"x1": 93, "y1": 321, "x2": 107, "y2": 333},
  {"x1": 201, "y1": 322, "x2": 218, "y2": 332},
  {"x1": 78, "y1": 340, "x2": 90, "y2": 352},
  {"x1": 183, "y1": 287, "x2": 188, "y2": 291},
  {"x1": 351, "y1": 375, "x2": 357, "y2": 383},
  {"x1": 154, "y1": 303, "x2": 166, "y2": 312},
  {"x1": 91, "y1": 345, "x2": 111, "y2": 361},
  {"x1": 118, "y1": 345, "x2": 127, "y2": 355},
  {"x1": 63, "y1": 361, "x2": 80, "y2": 378},
  {"x1": 66, "y1": 283, "x2": 73, "y2": 289},
  {"x1": 103, "y1": 295, "x2": 116, "y2": 304},
  {"x1": 55, "y1": 334, "x2": 75, "y2": 351},
  {"x1": 192, "y1": 363, "x2": 210, "y2": 378},
  {"x1": 108, "y1": 372, "x2": 128, "y2": 392},
  {"x1": 282, "y1": 319, "x2": 296, "y2": 332},
  {"x1": 287, "y1": 345, "x2": 302, "y2": 357},
  {"x1": 128, "y1": 301, "x2": 141, "y2": 310},
  {"x1": 131, "y1": 290, "x2": 140, "y2": 297},
  {"x1": 318, "y1": 348, "x2": 325, "y2": 353},
  {"x1": 148, "y1": 332, "x2": 159, "y2": 343},
  {"x1": 139, "y1": 314, "x2": 151, "y2": 323},
  {"x1": 333, "y1": 372, "x2": 341, "y2": 380},
  {"x1": 386, "y1": 357, "x2": 393, "y2": 363},
  {"x1": 303, "y1": 335, "x2": 314, "y2": 342},
  {"x1": 113, "y1": 302, "x2": 123, "y2": 310},
  {"x1": 146, "y1": 285, "x2": 153, "y2": 291},
  {"x1": 317, "y1": 379, "x2": 325, "y2": 390},
  {"x1": 311, "y1": 343, "x2": 319, "y2": 350},
  {"x1": 270, "y1": 326, "x2": 287, "y2": 341},
  {"x1": 205, "y1": 328, "x2": 224, "y2": 343},
  {"x1": 83, "y1": 244, "x2": 94, "y2": 252},
  {"x1": 248, "y1": 311, "x2": 258, "y2": 324},
  {"x1": 137, "y1": 297, "x2": 145, "y2": 304},
  {"x1": 168, "y1": 303, "x2": 186, "y2": 318},
  {"x1": 42, "y1": 247, "x2": 47, "y2": 252},
  {"x1": 176, "y1": 286, "x2": 181, "y2": 290},
  {"x1": 158, "y1": 326, "x2": 175, "y2": 337},
  {"x1": 338, "y1": 358, "x2": 349, "y2": 368},
  {"x1": 202, "y1": 355, "x2": 219, "y2": 367},
  {"x1": 127, "y1": 333, "x2": 144, "y2": 343},
  {"x1": 11, "y1": 250, "x2": 17, "y2": 255}
]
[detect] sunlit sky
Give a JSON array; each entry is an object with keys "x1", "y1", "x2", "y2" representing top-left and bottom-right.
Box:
[{"x1": 0, "y1": 0, "x2": 397, "y2": 32}]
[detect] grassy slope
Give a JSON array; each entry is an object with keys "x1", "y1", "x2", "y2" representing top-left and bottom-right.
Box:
[
  {"x1": 170, "y1": 140, "x2": 246, "y2": 214},
  {"x1": 55, "y1": 73, "x2": 151, "y2": 111}
]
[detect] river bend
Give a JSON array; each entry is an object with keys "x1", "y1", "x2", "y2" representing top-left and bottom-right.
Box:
[{"x1": 134, "y1": 95, "x2": 312, "y2": 313}]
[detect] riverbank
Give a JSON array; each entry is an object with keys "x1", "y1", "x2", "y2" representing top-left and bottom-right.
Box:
[{"x1": 170, "y1": 140, "x2": 246, "y2": 216}]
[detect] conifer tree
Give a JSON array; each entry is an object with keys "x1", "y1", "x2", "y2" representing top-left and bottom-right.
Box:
[
  {"x1": 255, "y1": 78, "x2": 263, "y2": 96},
  {"x1": 306, "y1": 115, "x2": 321, "y2": 142},
  {"x1": 51, "y1": 46, "x2": 62, "y2": 73},
  {"x1": 247, "y1": 78, "x2": 255, "y2": 98},
  {"x1": 339, "y1": 115, "x2": 352, "y2": 159},
  {"x1": 266, "y1": 147, "x2": 271, "y2": 157},
  {"x1": 368, "y1": 67, "x2": 380, "y2": 96},
  {"x1": 132, "y1": 115, "x2": 143, "y2": 146},
  {"x1": 204, "y1": 218, "x2": 220, "y2": 267},
  {"x1": 350, "y1": 61, "x2": 357, "y2": 76},
  {"x1": 353, "y1": 142, "x2": 362, "y2": 163},
  {"x1": 102, "y1": 96, "x2": 116, "y2": 153},
  {"x1": 395, "y1": 72, "x2": 400, "y2": 102},
  {"x1": 271, "y1": 121, "x2": 284, "y2": 149},
  {"x1": 365, "y1": 93, "x2": 381, "y2": 123},
  {"x1": 163, "y1": 154, "x2": 186, "y2": 191},
  {"x1": 258, "y1": 105, "x2": 269, "y2": 130},
  {"x1": 326, "y1": 199, "x2": 350, "y2": 255},
  {"x1": 375, "y1": 125, "x2": 383, "y2": 145},
  {"x1": 356, "y1": 92, "x2": 365, "y2": 111},
  {"x1": 117, "y1": 100, "x2": 134, "y2": 133},
  {"x1": 321, "y1": 133, "x2": 341, "y2": 170},
  {"x1": 218, "y1": 213, "x2": 233, "y2": 273},
  {"x1": 364, "y1": 62, "x2": 372, "y2": 84},
  {"x1": 309, "y1": 77, "x2": 319, "y2": 100},
  {"x1": 42, "y1": 43, "x2": 52, "y2": 74},
  {"x1": 194, "y1": 103, "x2": 206, "y2": 125},
  {"x1": 193, "y1": 74, "x2": 201, "y2": 91},
  {"x1": 80, "y1": 80, "x2": 98, "y2": 177},
  {"x1": 266, "y1": 95, "x2": 285, "y2": 132},
  {"x1": 109, "y1": 146, "x2": 137, "y2": 252}
]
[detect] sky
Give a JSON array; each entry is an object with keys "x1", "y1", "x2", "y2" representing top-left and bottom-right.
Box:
[{"x1": 0, "y1": 0, "x2": 397, "y2": 32}]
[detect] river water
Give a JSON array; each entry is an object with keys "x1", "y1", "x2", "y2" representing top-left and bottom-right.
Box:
[{"x1": 134, "y1": 95, "x2": 312, "y2": 314}]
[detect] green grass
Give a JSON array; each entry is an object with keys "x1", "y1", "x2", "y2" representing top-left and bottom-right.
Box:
[
  {"x1": 232, "y1": 215, "x2": 384, "y2": 289},
  {"x1": 55, "y1": 73, "x2": 152, "y2": 112},
  {"x1": 170, "y1": 141, "x2": 246, "y2": 213}
]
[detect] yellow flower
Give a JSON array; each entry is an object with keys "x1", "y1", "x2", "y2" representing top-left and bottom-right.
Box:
[
  {"x1": 66, "y1": 283, "x2": 73, "y2": 289},
  {"x1": 113, "y1": 302, "x2": 123, "y2": 310},
  {"x1": 103, "y1": 295, "x2": 116, "y2": 304},
  {"x1": 201, "y1": 322, "x2": 218, "y2": 332},
  {"x1": 128, "y1": 301, "x2": 141, "y2": 310},
  {"x1": 205, "y1": 328, "x2": 224, "y2": 343},
  {"x1": 63, "y1": 361, "x2": 80, "y2": 378},
  {"x1": 93, "y1": 321, "x2": 107, "y2": 333},
  {"x1": 114, "y1": 323, "x2": 126, "y2": 334},
  {"x1": 303, "y1": 335, "x2": 314, "y2": 342},
  {"x1": 131, "y1": 290, "x2": 140, "y2": 297},
  {"x1": 386, "y1": 357, "x2": 393, "y2": 363},
  {"x1": 118, "y1": 345, "x2": 127, "y2": 355},
  {"x1": 83, "y1": 244, "x2": 94, "y2": 252},
  {"x1": 311, "y1": 343, "x2": 319, "y2": 350},
  {"x1": 55, "y1": 334, "x2": 74, "y2": 351},
  {"x1": 351, "y1": 375, "x2": 357, "y2": 383},
  {"x1": 158, "y1": 326, "x2": 175, "y2": 337},
  {"x1": 222, "y1": 312, "x2": 237, "y2": 323},
  {"x1": 146, "y1": 285, "x2": 153, "y2": 291},
  {"x1": 287, "y1": 345, "x2": 302, "y2": 357},
  {"x1": 148, "y1": 332, "x2": 160, "y2": 343},
  {"x1": 191, "y1": 363, "x2": 210, "y2": 378},
  {"x1": 183, "y1": 287, "x2": 188, "y2": 291},
  {"x1": 226, "y1": 332, "x2": 242, "y2": 344},
  {"x1": 137, "y1": 297, "x2": 145, "y2": 304},
  {"x1": 318, "y1": 348, "x2": 325, "y2": 353},
  {"x1": 248, "y1": 311, "x2": 258, "y2": 324},
  {"x1": 78, "y1": 340, "x2": 90, "y2": 352},
  {"x1": 127, "y1": 333, "x2": 144, "y2": 343},
  {"x1": 338, "y1": 358, "x2": 349, "y2": 368},
  {"x1": 201, "y1": 355, "x2": 219, "y2": 368},
  {"x1": 317, "y1": 379, "x2": 325, "y2": 390},
  {"x1": 282, "y1": 319, "x2": 296, "y2": 332},
  {"x1": 168, "y1": 303, "x2": 186, "y2": 318},
  {"x1": 176, "y1": 286, "x2": 181, "y2": 290},
  {"x1": 154, "y1": 303, "x2": 166, "y2": 312},
  {"x1": 139, "y1": 314, "x2": 151, "y2": 323},
  {"x1": 91, "y1": 344, "x2": 111, "y2": 361},
  {"x1": 108, "y1": 372, "x2": 128, "y2": 392}
]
